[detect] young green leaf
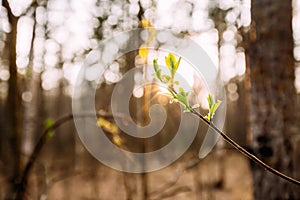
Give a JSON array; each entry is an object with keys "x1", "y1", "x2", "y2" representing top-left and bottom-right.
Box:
[
  {"x1": 152, "y1": 55, "x2": 190, "y2": 112},
  {"x1": 210, "y1": 100, "x2": 221, "y2": 116},
  {"x1": 178, "y1": 87, "x2": 188, "y2": 97},
  {"x1": 165, "y1": 53, "x2": 181, "y2": 78},
  {"x1": 44, "y1": 118, "x2": 55, "y2": 139},
  {"x1": 173, "y1": 81, "x2": 180, "y2": 85},
  {"x1": 174, "y1": 57, "x2": 181, "y2": 73},
  {"x1": 165, "y1": 53, "x2": 176, "y2": 72},
  {"x1": 204, "y1": 94, "x2": 222, "y2": 121},
  {"x1": 204, "y1": 115, "x2": 211, "y2": 121},
  {"x1": 153, "y1": 59, "x2": 162, "y2": 81},
  {"x1": 174, "y1": 87, "x2": 191, "y2": 111},
  {"x1": 162, "y1": 74, "x2": 171, "y2": 83},
  {"x1": 207, "y1": 94, "x2": 214, "y2": 109}
]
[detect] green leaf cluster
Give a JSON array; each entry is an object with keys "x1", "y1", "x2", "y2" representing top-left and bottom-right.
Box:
[
  {"x1": 153, "y1": 53, "x2": 181, "y2": 86},
  {"x1": 204, "y1": 94, "x2": 221, "y2": 121},
  {"x1": 153, "y1": 53, "x2": 221, "y2": 117},
  {"x1": 168, "y1": 87, "x2": 191, "y2": 112},
  {"x1": 165, "y1": 53, "x2": 181, "y2": 80},
  {"x1": 153, "y1": 53, "x2": 190, "y2": 111}
]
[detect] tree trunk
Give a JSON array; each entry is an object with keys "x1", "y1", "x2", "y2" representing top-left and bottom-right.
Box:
[
  {"x1": 2, "y1": 0, "x2": 23, "y2": 198},
  {"x1": 246, "y1": 0, "x2": 298, "y2": 199}
]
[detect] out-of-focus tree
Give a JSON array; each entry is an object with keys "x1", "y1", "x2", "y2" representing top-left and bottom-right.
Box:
[
  {"x1": 246, "y1": 0, "x2": 299, "y2": 198},
  {"x1": 2, "y1": 0, "x2": 27, "y2": 197}
]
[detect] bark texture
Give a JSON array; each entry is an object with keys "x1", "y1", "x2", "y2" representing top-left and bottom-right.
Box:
[{"x1": 246, "y1": 0, "x2": 299, "y2": 199}]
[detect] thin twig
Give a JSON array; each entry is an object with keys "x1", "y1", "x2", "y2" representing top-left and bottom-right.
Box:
[
  {"x1": 149, "y1": 168, "x2": 184, "y2": 196},
  {"x1": 150, "y1": 158, "x2": 200, "y2": 198},
  {"x1": 15, "y1": 112, "x2": 123, "y2": 199},
  {"x1": 16, "y1": 101, "x2": 300, "y2": 199},
  {"x1": 168, "y1": 85, "x2": 300, "y2": 186},
  {"x1": 190, "y1": 109, "x2": 300, "y2": 186},
  {"x1": 150, "y1": 186, "x2": 191, "y2": 200}
]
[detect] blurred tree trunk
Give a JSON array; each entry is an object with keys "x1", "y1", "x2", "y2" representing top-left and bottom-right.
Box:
[
  {"x1": 246, "y1": 0, "x2": 298, "y2": 199},
  {"x1": 23, "y1": 5, "x2": 38, "y2": 159},
  {"x1": 2, "y1": 0, "x2": 23, "y2": 198}
]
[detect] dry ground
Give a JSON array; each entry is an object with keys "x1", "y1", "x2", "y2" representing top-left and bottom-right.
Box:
[{"x1": 24, "y1": 147, "x2": 253, "y2": 199}]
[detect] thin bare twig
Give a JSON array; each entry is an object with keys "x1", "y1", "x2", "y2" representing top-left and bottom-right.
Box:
[
  {"x1": 15, "y1": 112, "x2": 124, "y2": 199},
  {"x1": 150, "y1": 158, "x2": 200, "y2": 197},
  {"x1": 16, "y1": 97, "x2": 300, "y2": 199},
  {"x1": 150, "y1": 186, "x2": 191, "y2": 200},
  {"x1": 190, "y1": 109, "x2": 300, "y2": 186},
  {"x1": 168, "y1": 85, "x2": 300, "y2": 186}
]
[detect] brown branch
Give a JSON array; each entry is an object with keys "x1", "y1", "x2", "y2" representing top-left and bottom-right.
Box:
[
  {"x1": 149, "y1": 168, "x2": 184, "y2": 197},
  {"x1": 150, "y1": 186, "x2": 191, "y2": 200},
  {"x1": 149, "y1": 158, "x2": 200, "y2": 198},
  {"x1": 190, "y1": 109, "x2": 300, "y2": 186},
  {"x1": 168, "y1": 85, "x2": 300, "y2": 186},
  {"x1": 15, "y1": 112, "x2": 124, "y2": 199},
  {"x1": 16, "y1": 98, "x2": 300, "y2": 198}
]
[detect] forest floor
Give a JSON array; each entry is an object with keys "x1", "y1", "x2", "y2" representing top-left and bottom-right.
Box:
[
  {"x1": 20, "y1": 143, "x2": 254, "y2": 200},
  {"x1": 0, "y1": 133, "x2": 253, "y2": 200}
]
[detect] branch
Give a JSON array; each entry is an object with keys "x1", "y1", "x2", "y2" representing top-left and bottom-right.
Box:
[
  {"x1": 150, "y1": 186, "x2": 191, "y2": 200},
  {"x1": 168, "y1": 83, "x2": 300, "y2": 186},
  {"x1": 149, "y1": 158, "x2": 200, "y2": 198},
  {"x1": 190, "y1": 109, "x2": 300, "y2": 186},
  {"x1": 15, "y1": 112, "x2": 125, "y2": 199}
]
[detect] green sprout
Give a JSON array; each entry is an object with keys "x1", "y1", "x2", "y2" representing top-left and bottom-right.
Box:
[
  {"x1": 153, "y1": 53, "x2": 221, "y2": 120},
  {"x1": 44, "y1": 118, "x2": 55, "y2": 139},
  {"x1": 204, "y1": 94, "x2": 222, "y2": 121}
]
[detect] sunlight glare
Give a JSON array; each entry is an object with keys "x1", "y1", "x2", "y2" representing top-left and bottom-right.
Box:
[
  {"x1": 16, "y1": 16, "x2": 34, "y2": 69},
  {"x1": 7, "y1": 0, "x2": 33, "y2": 16},
  {"x1": 41, "y1": 68, "x2": 62, "y2": 90},
  {"x1": 295, "y1": 65, "x2": 300, "y2": 93},
  {"x1": 0, "y1": 69, "x2": 9, "y2": 81},
  {"x1": 63, "y1": 62, "x2": 82, "y2": 86},
  {"x1": 235, "y1": 51, "x2": 246, "y2": 76},
  {"x1": 85, "y1": 63, "x2": 105, "y2": 81}
]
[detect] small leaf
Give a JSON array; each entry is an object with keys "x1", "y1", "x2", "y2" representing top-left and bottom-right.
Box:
[
  {"x1": 207, "y1": 94, "x2": 214, "y2": 109},
  {"x1": 205, "y1": 94, "x2": 222, "y2": 121},
  {"x1": 165, "y1": 53, "x2": 181, "y2": 78},
  {"x1": 174, "y1": 57, "x2": 181, "y2": 73},
  {"x1": 179, "y1": 87, "x2": 185, "y2": 94},
  {"x1": 173, "y1": 81, "x2": 180, "y2": 85},
  {"x1": 162, "y1": 74, "x2": 171, "y2": 83},
  {"x1": 45, "y1": 118, "x2": 54, "y2": 128},
  {"x1": 153, "y1": 59, "x2": 162, "y2": 80},
  {"x1": 204, "y1": 115, "x2": 211, "y2": 121},
  {"x1": 175, "y1": 94, "x2": 186, "y2": 104},
  {"x1": 209, "y1": 100, "x2": 222, "y2": 119},
  {"x1": 175, "y1": 88, "x2": 190, "y2": 110},
  {"x1": 165, "y1": 53, "x2": 176, "y2": 70},
  {"x1": 44, "y1": 118, "x2": 55, "y2": 139},
  {"x1": 178, "y1": 87, "x2": 188, "y2": 96}
]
